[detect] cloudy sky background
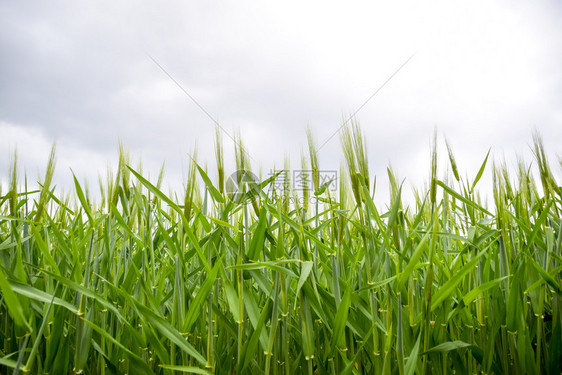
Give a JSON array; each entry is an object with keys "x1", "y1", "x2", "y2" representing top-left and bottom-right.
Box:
[{"x1": 1, "y1": 0, "x2": 561, "y2": 206}]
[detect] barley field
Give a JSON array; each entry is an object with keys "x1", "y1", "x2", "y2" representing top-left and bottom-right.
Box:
[{"x1": 0, "y1": 126, "x2": 560, "y2": 374}]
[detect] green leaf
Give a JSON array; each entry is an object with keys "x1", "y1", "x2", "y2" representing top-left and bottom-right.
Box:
[
  {"x1": 398, "y1": 230, "x2": 431, "y2": 287},
  {"x1": 127, "y1": 165, "x2": 181, "y2": 212},
  {"x1": 240, "y1": 298, "x2": 271, "y2": 372},
  {"x1": 405, "y1": 334, "x2": 421, "y2": 375},
  {"x1": 196, "y1": 163, "x2": 225, "y2": 203},
  {"x1": 228, "y1": 261, "x2": 298, "y2": 278},
  {"x1": 81, "y1": 318, "x2": 153, "y2": 375},
  {"x1": 355, "y1": 276, "x2": 397, "y2": 293},
  {"x1": 529, "y1": 256, "x2": 562, "y2": 294},
  {"x1": 296, "y1": 261, "x2": 313, "y2": 296},
  {"x1": 462, "y1": 276, "x2": 509, "y2": 305},
  {"x1": 314, "y1": 179, "x2": 335, "y2": 196},
  {"x1": 386, "y1": 184, "x2": 402, "y2": 235},
  {"x1": 110, "y1": 203, "x2": 143, "y2": 244},
  {"x1": 243, "y1": 285, "x2": 269, "y2": 350},
  {"x1": 159, "y1": 365, "x2": 212, "y2": 374},
  {"x1": 422, "y1": 340, "x2": 471, "y2": 354},
  {"x1": 436, "y1": 180, "x2": 493, "y2": 216},
  {"x1": 0, "y1": 235, "x2": 31, "y2": 251},
  {"x1": 525, "y1": 200, "x2": 553, "y2": 252},
  {"x1": 183, "y1": 258, "x2": 222, "y2": 332},
  {"x1": 0, "y1": 270, "x2": 32, "y2": 332},
  {"x1": 0, "y1": 355, "x2": 16, "y2": 369},
  {"x1": 72, "y1": 173, "x2": 93, "y2": 227},
  {"x1": 330, "y1": 285, "x2": 351, "y2": 355},
  {"x1": 105, "y1": 279, "x2": 208, "y2": 366},
  {"x1": 206, "y1": 215, "x2": 236, "y2": 230},
  {"x1": 181, "y1": 215, "x2": 211, "y2": 272},
  {"x1": 12, "y1": 283, "x2": 78, "y2": 314},
  {"x1": 224, "y1": 279, "x2": 240, "y2": 323},
  {"x1": 507, "y1": 265, "x2": 524, "y2": 332},
  {"x1": 470, "y1": 149, "x2": 490, "y2": 193},
  {"x1": 431, "y1": 245, "x2": 490, "y2": 311},
  {"x1": 29, "y1": 225, "x2": 59, "y2": 274},
  {"x1": 248, "y1": 207, "x2": 268, "y2": 260}
]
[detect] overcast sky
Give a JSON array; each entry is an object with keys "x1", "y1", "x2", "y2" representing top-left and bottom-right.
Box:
[{"x1": 1, "y1": 0, "x2": 561, "y2": 205}]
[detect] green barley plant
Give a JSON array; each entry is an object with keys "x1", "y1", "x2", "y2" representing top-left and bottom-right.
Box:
[{"x1": 0, "y1": 125, "x2": 561, "y2": 374}]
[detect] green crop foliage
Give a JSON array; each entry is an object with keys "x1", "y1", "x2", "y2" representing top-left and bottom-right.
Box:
[{"x1": 0, "y1": 128, "x2": 560, "y2": 374}]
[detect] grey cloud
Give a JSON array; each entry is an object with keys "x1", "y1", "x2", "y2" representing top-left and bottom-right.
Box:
[{"x1": 1, "y1": 0, "x2": 561, "y2": 201}]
